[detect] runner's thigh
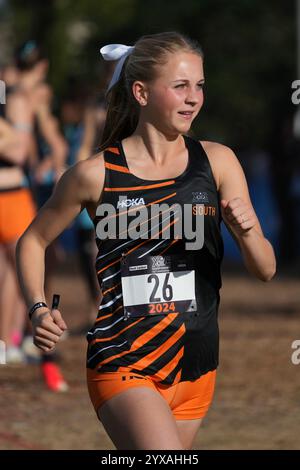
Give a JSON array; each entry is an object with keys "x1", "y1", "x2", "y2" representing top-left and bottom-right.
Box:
[{"x1": 98, "y1": 386, "x2": 184, "y2": 450}]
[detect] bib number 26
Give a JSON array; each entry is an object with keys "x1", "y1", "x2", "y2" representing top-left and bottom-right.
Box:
[
  {"x1": 147, "y1": 273, "x2": 176, "y2": 314},
  {"x1": 148, "y1": 273, "x2": 173, "y2": 302}
]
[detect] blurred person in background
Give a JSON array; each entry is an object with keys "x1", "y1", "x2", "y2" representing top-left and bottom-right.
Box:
[
  {"x1": 16, "y1": 40, "x2": 68, "y2": 391},
  {"x1": 0, "y1": 41, "x2": 68, "y2": 392},
  {"x1": 0, "y1": 61, "x2": 35, "y2": 363}
]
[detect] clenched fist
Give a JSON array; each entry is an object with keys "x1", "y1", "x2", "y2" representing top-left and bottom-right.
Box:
[
  {"x1": 31, "y1": 307, "x2": 68, "y2": 353},
  {"x1": 221, "y1": 198, "x2": 257, "y2": 236}
]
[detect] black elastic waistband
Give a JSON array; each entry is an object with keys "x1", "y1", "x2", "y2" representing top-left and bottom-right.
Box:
[{"x1": 0, "y1": 159, "x2": 16, "y2": 169}]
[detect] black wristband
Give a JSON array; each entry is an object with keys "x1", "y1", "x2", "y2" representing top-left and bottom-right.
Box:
[{"x1": 28, "y1": 302, "x2": 48, "y2": 320}]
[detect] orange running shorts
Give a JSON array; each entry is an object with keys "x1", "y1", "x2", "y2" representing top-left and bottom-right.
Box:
[
  {"x1": 87, "y1": 367, "x2": 216, "y2": 421},
  {"x1": 0, "y1": 187, "x2": 36, "y2": 244}
]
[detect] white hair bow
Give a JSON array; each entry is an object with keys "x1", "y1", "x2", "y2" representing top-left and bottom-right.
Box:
[{"x1": 100, "y1": 44, "x2": 134, "y2": 93}]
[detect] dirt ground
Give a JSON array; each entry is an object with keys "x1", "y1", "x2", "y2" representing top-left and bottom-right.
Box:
[{"x1": 0, "y1": 259, "x2": 299, "y2": 450}]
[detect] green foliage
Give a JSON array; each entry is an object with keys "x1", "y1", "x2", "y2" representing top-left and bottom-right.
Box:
[{"x1": 8, "y1": 0, "x2": 296, "y2": 148}]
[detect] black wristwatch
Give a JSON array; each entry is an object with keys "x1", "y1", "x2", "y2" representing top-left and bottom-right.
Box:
[{"x1": 28, "y1": 302, "x2": 48, "y2": 320}]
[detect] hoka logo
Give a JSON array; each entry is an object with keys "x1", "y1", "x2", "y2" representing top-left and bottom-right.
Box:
[{"x1": 117, "y1": 197, "x2": 145, "y2": 209}]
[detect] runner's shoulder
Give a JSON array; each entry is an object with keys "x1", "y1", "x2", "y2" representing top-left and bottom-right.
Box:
[
  {"x1": 199, "y1": 141, "x2": 239, "y2": 189},
  {"x1": 66, "y1": 151, "x2": 105, "y2": 203},
  {"x1": 200, "y1": 140, "x2": 236, "y2": 159}
]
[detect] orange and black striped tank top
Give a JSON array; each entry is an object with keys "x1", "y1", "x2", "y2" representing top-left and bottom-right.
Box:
[{"x1": 86, "y1": 134, "x2": 224, "y2": 385}]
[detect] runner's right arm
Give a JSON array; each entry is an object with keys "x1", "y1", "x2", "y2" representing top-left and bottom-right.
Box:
[{"x1": 16, "y1": 155, "x2": 104, "y2": 351}]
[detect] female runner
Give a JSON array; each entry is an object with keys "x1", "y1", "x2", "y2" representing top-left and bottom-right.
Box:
[{"x1": 16, "y1": 32, "x2": 276, "y2": 450}]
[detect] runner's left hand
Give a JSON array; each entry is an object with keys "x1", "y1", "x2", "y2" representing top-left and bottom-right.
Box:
[{"x1": 220, "y1": 198, "x2": 257, "y2": 236}]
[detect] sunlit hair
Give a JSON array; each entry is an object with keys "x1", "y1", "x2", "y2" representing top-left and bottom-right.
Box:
[{"x1": 98, "y1": 31, "x2": 203, "y2": 152}]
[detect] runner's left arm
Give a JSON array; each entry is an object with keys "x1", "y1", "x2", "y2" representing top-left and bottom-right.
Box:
[{"x1": 204, "y1": 141, "x2": 276, "y2": 281}]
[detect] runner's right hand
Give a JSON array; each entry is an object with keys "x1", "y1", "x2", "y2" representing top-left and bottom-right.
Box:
[{"x1": 31, "y1": 307, "x2": 68, "y2": 353}]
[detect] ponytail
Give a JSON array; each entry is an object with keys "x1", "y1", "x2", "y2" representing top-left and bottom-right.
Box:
[{"x1": 98, "y1": 63, "x2": 139, "y2": 152}]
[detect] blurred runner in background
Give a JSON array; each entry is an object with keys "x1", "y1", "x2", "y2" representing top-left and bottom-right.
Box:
[{"x1": 0, "y1": 41, "x2": 68, "y2": 392}]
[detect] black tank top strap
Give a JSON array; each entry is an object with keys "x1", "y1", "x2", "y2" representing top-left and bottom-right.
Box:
[
  {"x1": 0, "y1": 159, "x2": 15, "y2": 168},
  {"x1": 103, "y1": 144, "x2": 127, "y2": 166},
  {"x1": 183, "y1": 135, "x2": 218, "y2": 191},
  {"x1": 103, "y1": 142, "x2": 147, "y2": 192},
  {"x1": 0, "y1": 103, "x2": 5, "y2": 119}
]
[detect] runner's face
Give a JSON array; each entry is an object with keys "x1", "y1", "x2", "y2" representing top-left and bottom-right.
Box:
[{"x1": 146, "y1": 52, "x2": 204, "y2": 135}]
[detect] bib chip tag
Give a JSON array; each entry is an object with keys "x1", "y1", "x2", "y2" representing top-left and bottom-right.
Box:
[{"x1": 120, "y1": 251, "x2": 197, "y2": 320}]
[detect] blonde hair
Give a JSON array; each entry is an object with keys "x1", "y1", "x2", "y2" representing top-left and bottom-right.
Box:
[{"x1": 99, "y1": 31, "x2": 203, "y2": 151}]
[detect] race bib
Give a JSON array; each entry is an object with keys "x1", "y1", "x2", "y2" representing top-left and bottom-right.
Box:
[{"x1": 120, "y1": 251, "x2": 197, "y2": 320}]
